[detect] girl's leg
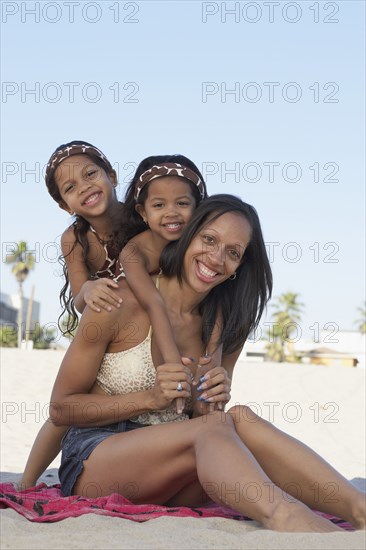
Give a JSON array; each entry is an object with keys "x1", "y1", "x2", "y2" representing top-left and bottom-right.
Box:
[
  {"x1": 20, "y1": 420, "x2": 65, "y2": 489},
  {"x1": 74, "y1": 412, "x2": 342, "y2": 532},
  {"x1": 228, "y1": 405, "x2": 366, "y2": 529}
]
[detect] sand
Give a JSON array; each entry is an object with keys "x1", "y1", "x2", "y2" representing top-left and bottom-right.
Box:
[{"x1": 1, "y1": 348, "x2": 365, "y2": 549}]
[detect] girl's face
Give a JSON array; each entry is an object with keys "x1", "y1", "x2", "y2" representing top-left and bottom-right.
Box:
[
  {"x1": 183, "y1": 212, "x2": 252, "y2": 293},
  {"x1": 136, "y1": 176, "x2": 196, "y2": 242},
  {"x1": 55, "y1": 154, "x2": 116, "y2": 217}
]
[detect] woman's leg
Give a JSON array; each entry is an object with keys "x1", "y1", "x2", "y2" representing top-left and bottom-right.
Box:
[
  {"x1": 73, "y1": 411, "x2": 342, "y2": 532},
  {"x1": 228, "y1": 405, "x2": 366, "y2": 529}
]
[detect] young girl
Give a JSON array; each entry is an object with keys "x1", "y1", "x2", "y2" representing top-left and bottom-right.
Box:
[
  {"x1": 20, "y1": 150, "x2": 219, "y2": 489},
  {"x1": 45, "y1": 140, "x2": 125, "y2": 333},
  {"x1": 116, "y1": 156, "x2": 219, "y2": 414},
  {"x1": 19, "y1": 141, "x2": 125, "y2": 489}
]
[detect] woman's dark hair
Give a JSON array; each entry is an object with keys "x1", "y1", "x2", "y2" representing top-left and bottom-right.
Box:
[
  {"x1": 160, "y1": 194, "x2": 273, "y2": 355},
  {"x1": 45, "y1": 140, "x2": 119, "y2": 336},
  {"x1": 115, "y1": 154, "x2": 208, "y2": 249}
]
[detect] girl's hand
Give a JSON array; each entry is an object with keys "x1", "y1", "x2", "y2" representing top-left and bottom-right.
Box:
[
  {"x1": 83, "y1": 280, "x2": 122, "y2": 312},
  {"x1": 151, "y1": 363, "x2": 192, "y2": 411},
  {"x1": 195, "y1": 366, "x2": 231, "y2": 412},
  {"x1": 192, "y1": 354, "x2": 212, "y2": 387}
]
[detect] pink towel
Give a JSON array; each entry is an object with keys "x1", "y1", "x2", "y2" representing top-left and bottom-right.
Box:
[{"x1": 0, "y1": 482, "x2": 354, "y2": 529}]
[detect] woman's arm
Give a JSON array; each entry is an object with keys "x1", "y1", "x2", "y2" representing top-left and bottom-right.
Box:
[
  {"x1": 191, "y1": 348, "x2": 242, "y2": 417},
  {"x1": 50, "y1": 305, "x2": 154, "y2": 426},
  {"x1": 50, "y1": 303, "x2": 192, "y2": 427}
]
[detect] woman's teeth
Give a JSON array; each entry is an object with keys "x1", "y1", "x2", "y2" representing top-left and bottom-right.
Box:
[{"x1": 197, "y1": 261, "x2": 217, "y2": 278}]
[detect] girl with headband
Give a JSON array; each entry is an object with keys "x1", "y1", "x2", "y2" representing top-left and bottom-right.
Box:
[
  {"x1": 20, "y1": 151, "x2": 215, "y2": 488},
  {"x1": 115, "y1": 155, "x2": 215, "y2": 416},
  {"x1": 20, "y1": 140, "x2": 125, "y2": 489},
  {"x1": 45, "y1": 140, "x2": 125, "y2": 334}
]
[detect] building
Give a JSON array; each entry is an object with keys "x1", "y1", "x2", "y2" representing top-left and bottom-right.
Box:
[
  {"x1": 304, "y1": 346, "x2": 359, "y2": 367},
  {"x1": 239, "y1": 330, "x2": 365, "y2": 368},
  {"x1": 0, "y1": 292, "x2": 41, "y2": 337}
]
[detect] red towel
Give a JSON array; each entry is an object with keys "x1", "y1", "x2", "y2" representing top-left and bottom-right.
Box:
[{"x1": 0, "y1": 482, "x2": 354, "y2": 529}]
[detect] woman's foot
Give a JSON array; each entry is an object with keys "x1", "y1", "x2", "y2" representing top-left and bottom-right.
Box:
[
  {"x1": 349, "y1": 490, "x2": 366, "y2": 530},
  {"x1": 263, "y1": 501, "x2": 343, "y2": 532}
]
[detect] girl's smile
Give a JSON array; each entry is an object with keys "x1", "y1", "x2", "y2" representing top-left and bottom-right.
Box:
[
  {"x1": 55, "y1": 154, "x2": 116, "y2": 217},
  {"x1": 136, "y1": 176, "x2": 196, "y2": 243}
]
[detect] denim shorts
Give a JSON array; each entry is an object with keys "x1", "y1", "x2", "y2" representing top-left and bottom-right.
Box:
[{"x1": 59, "y1": 420, "x2": 145, "y2": 496}]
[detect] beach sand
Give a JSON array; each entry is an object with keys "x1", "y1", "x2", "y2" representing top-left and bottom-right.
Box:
[{"x1": 1, "y1": 348, "x2": 365, "y2": 549}]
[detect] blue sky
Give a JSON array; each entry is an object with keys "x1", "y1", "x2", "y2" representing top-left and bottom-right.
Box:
[{"x1": 1, "y1": 0, "x2": 365, "y2": 346}]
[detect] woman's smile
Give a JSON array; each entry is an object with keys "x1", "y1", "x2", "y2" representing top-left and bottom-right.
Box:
[{"x1": 195, "y1": 260, "x2": 221, "y2": 282}]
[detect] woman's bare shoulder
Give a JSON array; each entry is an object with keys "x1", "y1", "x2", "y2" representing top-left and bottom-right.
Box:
[
  {"x1": 116, "y1": 279, "x2": 142, "y2": 309},
  {"x1": 95, "y1": 280, "x2": 149, "y2": 349}
]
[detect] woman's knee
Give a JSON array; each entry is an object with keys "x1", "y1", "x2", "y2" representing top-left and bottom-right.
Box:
[
  {"x1": 227, "y1": 404, "x2": 261, "y2": 424},
  {"x1": 196, "y1": 410, "x2": 235, "y2": 434}
]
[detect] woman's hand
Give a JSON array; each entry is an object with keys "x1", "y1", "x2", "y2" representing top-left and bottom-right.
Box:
[
  {"x1": 197, "y1": 366, "x2": 231, "y2": 406},
  {"x1": 83, "y1": 279, "x2": 122, "y2": 312},
  {"x1": 194, "y1": 365, "x2": 231, "y2": 413},
  {"x1": 150, "y1": 363, "x2": 192, "y2": 412}
]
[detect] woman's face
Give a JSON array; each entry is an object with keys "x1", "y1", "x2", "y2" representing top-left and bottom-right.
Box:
[{"x1": 183, "y1": 211, "x2": 252, "y2": 293}]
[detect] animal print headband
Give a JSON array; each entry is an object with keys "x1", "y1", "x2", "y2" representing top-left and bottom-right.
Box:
[
  {"x1": 45, "y1": 143, "x2": 113, "y2": 184},
  {"x1": 134, "y1": 163, "x2": 206, "y2": 200}
]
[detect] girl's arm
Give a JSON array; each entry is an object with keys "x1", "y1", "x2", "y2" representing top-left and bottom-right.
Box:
[
  {"x1": 61, "y1": 227, "x2": 121, "y2": 314},
  {"x1": 50, "y1": 303, "x2": 191, "y2": 426},
  {"x1": 61, "y1": 227, "x2": 89, "y2": 312},
  {"x1": 205, "y1": 309, "x2": 224, "y2": 369},
  {"x1": 120, "y1": 243, "x2": 186, "y2": 414},
  {"x1": 19, "y1": 421, "x2": 67, "y2": 489},
  {"x1": 20, "y1": 359, "x2": 130, "y2": 489},
  {"x1": 192, "y1": 311, "x2": 223, "y2": 406},
  {"x1": 120, "y1": 244, "x2": 182, "y2": 364}
]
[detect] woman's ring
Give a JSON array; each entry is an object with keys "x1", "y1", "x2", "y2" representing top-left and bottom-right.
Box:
[{"x1": 177, "y1": 382, "x2": 183, "y2": 392}]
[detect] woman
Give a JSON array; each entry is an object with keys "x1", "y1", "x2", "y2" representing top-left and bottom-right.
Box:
[{"x1": 50, "y1": 194, "x2": 365, "y2": 532}]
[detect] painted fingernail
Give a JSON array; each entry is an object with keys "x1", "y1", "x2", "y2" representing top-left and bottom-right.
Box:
[
  {"x1": 189, "y1": 357, "x2": 196, "y2": 362},
  {"x1": 197, "y1": 384, "x2": 203, "y2": 392},
  {"x1": 205, "y1": 397, "x2": 213, "y2": 402},
  {"x1": 197, "y1": 396, "x2": 204, "y2": 401},
  {"x1": 199, "y1": 375, "x2": 206, "y2": 383},
  {"x1": 203, "y1": 353, "x2": 211, "y2": 359},
  {"x1": 200, "y1": 393, "x2": 208, "y2": 400}
]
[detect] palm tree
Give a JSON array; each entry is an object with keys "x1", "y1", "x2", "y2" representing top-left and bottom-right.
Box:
[
  {"x1": 355, "y1": 302, "x2": 366, "y2": 334},
  {"x1": 265, "y1": 292, "x2": 304, "y2": 362},
  {"x1": 5, "y1": 241, "x2": 36, "y2": 348}
]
